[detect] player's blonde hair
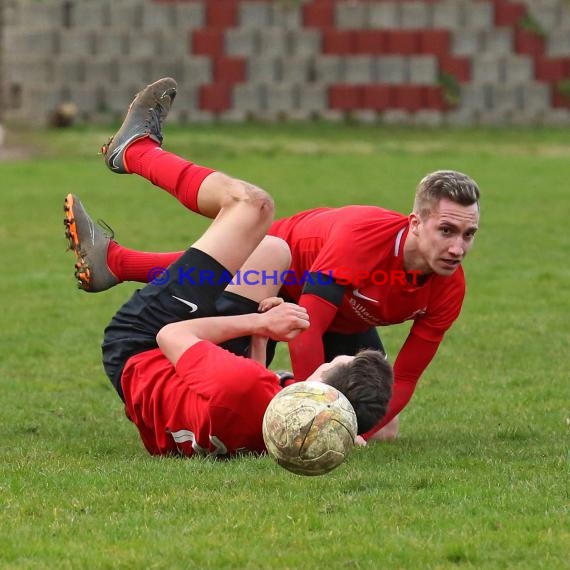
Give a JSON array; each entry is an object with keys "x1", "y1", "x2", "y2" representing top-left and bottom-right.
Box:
[{"x1": 413, "y1": 170, "x2": 480, "y2": 220}]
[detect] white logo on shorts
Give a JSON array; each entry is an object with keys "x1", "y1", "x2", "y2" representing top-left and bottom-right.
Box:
[{"x1": 171, "y1": 295, "x2": 198, "y2": 313}]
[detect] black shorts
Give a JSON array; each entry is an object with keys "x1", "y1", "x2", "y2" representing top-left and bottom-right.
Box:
[
  {"x1": 102, "y1": 248, "x2": 232, "y2": 401},
  {"x1": 321, "y1": 328, "x2": 385, "y2": 361}
]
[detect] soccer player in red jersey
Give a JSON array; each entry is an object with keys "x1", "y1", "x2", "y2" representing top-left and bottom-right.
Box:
[
  {"x1": 267, "y1": 176, "x2": 480, "y2": 442},
  {"x1": 64, "y1": 78, "x2": 393, "y2": 457}
]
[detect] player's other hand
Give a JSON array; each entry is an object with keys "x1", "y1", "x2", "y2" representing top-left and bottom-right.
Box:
[
  {"x1": 259, "y1": 302, "x2": 309, "y2": 341},
  {"x1": 258, "y1": 296, "x2": 284, "y2": 312}
]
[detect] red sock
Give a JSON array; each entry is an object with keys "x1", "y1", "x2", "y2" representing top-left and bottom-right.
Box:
[
  {"x1": 107, "y1": 241, "x2": 183, "y2": 283},
  {"x1": 123, "y1": 138, "x2": 214, "y2": 212}
]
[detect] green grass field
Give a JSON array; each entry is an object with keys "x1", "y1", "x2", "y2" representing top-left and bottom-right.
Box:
[{"x1": 1, "y1": 124, "x2": 568, "y2": 569}]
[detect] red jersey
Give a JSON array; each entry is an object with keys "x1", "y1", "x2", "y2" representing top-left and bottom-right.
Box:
[
  {"x1": 121, "y1": 342, "x2": 280, "y2": 457},
  {"x1": 270, "y1": 206, "x2": 465, "y2": 342},
  {"x1": 269, "y1": 206, "x2": 467, "y2": 436}
]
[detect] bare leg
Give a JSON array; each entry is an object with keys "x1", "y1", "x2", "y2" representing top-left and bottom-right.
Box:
[
  {"x1": 225, "y1": 236, "x2": 291, "y2": 303},
  {"x1": 191, "y1": 174, "x2": 274, "y2": 275}
]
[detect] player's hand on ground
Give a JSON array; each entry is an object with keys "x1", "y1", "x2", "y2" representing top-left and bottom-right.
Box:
[
  {"x1": 259, "y1": 302, "x2": 309, "y2": 341},
  {"x1": 258, "y1": 296, "x2": 284, "y2": 313},
  {"x1": 355, "y1": 436, "x2": 367, "y2": 447},
  {"x1": 366, "y1": 415, "x2": 400, "y2": 441}
]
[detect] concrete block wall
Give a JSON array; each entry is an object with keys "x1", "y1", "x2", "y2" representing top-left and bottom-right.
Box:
[{"x1": 2, "y1": 0, "x2": 570, "y2": 126}]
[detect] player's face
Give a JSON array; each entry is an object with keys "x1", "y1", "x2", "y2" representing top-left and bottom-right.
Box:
[
  {"x1": 306, "y1": 355, "x2": 355, "y2": 383},
  {"x1": 411, "y1": 198, "x2": 479, "y2": 276}
]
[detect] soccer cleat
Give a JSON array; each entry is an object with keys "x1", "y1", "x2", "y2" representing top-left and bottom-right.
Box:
[
  {"x1": 63, "y1": 193, "x2": 119, "y2": 292},
  {"x1": 101, "y1": 77, "x2": 177, "y2": 174}
]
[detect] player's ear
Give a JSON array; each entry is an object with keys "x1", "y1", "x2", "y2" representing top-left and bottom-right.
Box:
[{"x1": 409, "y1": 212, "x2": 421, "y2": 235}]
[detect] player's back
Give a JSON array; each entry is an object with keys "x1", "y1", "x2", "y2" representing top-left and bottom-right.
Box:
[
  {"x1": 271, "y1": 205, "x2": 402, "y2": 239},
  {"x1": 269, "y1": 205, "x2": 408, "y2": 300}
]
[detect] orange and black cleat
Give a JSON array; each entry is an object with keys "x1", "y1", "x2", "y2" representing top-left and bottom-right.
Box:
[{"x1": 63, "y1": 193, "x2": 118, "y2": 292}]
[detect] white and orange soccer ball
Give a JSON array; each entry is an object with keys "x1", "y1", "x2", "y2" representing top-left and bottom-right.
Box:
[{"x1": 262, "y1": 381, "x2": 357, "y2": 476}]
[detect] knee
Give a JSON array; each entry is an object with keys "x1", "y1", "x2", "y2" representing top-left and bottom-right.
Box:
[
  {"x1": 247, "y1": 184, "x2": 274, "y2": 227},
  {"x1": 260, "y1": 236, "x2": 292, "y2": 271},
  {"x1": 222, "y1": 177, "x2": 275, "y2": 223}
]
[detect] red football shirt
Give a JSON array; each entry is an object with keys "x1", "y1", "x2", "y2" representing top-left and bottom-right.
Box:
[
  {"x1": 270, "y1": 206, "x2": 465, "y2": 341},
  {"x1": 270, "y1": 206, "x2": 466, "y2": 435},
  {"x1": 120, "y1": 342, "x2": 281, "y2": 457}
]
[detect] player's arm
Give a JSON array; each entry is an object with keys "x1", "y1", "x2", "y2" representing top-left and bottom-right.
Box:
[
  {"x1": 365, "y1": 274, "x2": 467, "y2": 439},
  {"x1": 249, "y1": 335, "x2": 269, "y2": 365},
  {"x1": 247, "y1": 296, "x2": 285, "y2": 365},
  {"x1": 362, "y1": 332, "x2": 440, "y2": 440},
  {"x1": 157, "y1": 302, "x2": 309, "y2": 366},
  {"x1": 288, "y1": 274, "x2": 346, "y2": 380}
]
